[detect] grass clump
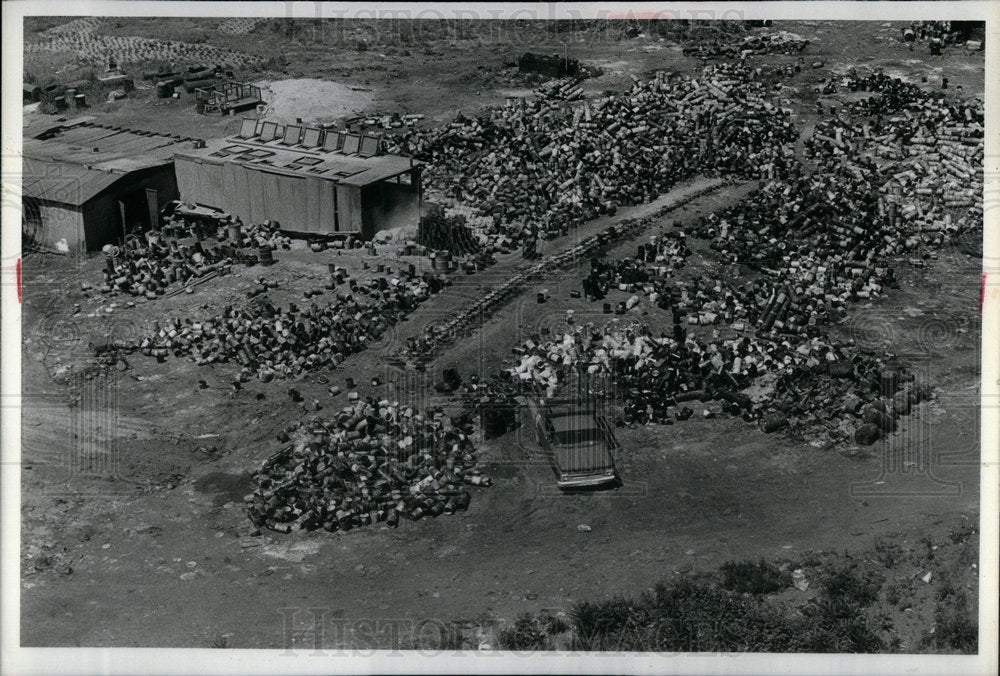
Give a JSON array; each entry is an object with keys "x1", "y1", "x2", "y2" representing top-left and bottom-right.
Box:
[{"x1": 719, "y1": 559, "x2": 792, "y2": 594}]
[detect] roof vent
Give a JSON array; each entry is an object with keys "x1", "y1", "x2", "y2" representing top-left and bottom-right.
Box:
[{"x1": 192, "y1": 139, "x2": 206, "y2": 149}]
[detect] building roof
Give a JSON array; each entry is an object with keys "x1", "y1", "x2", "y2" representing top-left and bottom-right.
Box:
[
  {"x1": 21, "y1": 119, "x2": 192, "y2": 205},
  {"x1": 21, "y1": 156, "x2": 122, "y2": 206},
  {"x1": 25, "y1": 121, "x2": 187, "y2": 168},
  {"x1": 173, "y1": 122, "x2": 421, "y2": 187}
]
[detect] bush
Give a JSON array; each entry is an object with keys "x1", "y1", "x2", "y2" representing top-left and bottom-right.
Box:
[
  {"x1": 562, "y1": 574, "x2": 891, "y2": 653},
  {"x1": 872, "y1": 539, "x2": 904, "y2": 568},
  {"x1": 719, "y1": 559, "x2": 792, "y2": 594},
  {"x1": 497, "y1": 613, "x2": 549, "y2": 651},
  {"x1": 819, "y1": 561, "x2": 883, "y2": 608},
  {"x1": 931, "y1": 608, "x2": 977, "y2": 653}
]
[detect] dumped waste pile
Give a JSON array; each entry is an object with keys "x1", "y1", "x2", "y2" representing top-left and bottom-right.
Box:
[
  {"x1": 503, "y1": 322, "x2": 930, "y2": 445},
  {"x1": 245, "y1": 401, "x2": 490, "y2": 533},
  {"x1": 101, "y1": 216, "x2": 290, "y2": 298},
  {"x1": 683, "y1": 31, "x2": 810, "y2": 58},
  {"x1": 417, "y1": 205, "x2": 483, "y2": 257},
  {"x1": 400, "y1": 182, "x2": 726, "y2": 365},
  {"x1": 139, "y1": 270, "x2": 449, "y2": 379},
  {"x1": 387, "y1": 63, "x2": 799, "y2": 250}
]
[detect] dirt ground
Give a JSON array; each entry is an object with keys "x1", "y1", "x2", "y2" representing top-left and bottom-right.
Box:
[
  {"x1": 18, "y1": 19, "x2": 984, "y2": 649},
  {"x1": 254, "y1": 78, "x2": 374, "y2": 124}
]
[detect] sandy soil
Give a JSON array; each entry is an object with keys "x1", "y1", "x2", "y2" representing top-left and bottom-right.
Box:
[{"x1": 254, "y1": 78, "x2": 375, "y2": 124}]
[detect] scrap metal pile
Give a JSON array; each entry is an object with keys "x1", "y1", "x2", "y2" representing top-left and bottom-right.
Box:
[
  {"x1": 691, "y1": 76, "x2": 982, "y2": 321},
  {"x1": 683, "y1": 31, "x2": 810, "y2": 58},
  {"x1": 101, "y1": 217, "x2": 290, "y2": 298},
  {"x1": 504, "y1": 322, "x2": 927, "y2": 444},
  {"x1": 400, "y1": 182, "x2": 726, "y2": 365},
  {"x1": 583, "y1": 232, "x2": 691, "y2": 302},
  {"x1": 834, "y1": 69, "x2": 982, "y2": 213},
  {"x1": 535, "y1": 77, "x2": 586, "y2": 101},
  {"x1": 245, "y1": 401, "x2": 490, "y2": 533},
  {"x1": 388, "y1": 63, "x2": 798, "y2": 250},
  {"x1": 492, "y1": 74, "x2": 982, "y2": 444},
  {"x1": 138, "y1": 269, "x2": 449, "y2": 379},
  {"x1": 417, "y1": 204, "x2": 482, "y2": 257},
  {"x1": 899, "y1": 21, "x2": 980, "y2": 48}
]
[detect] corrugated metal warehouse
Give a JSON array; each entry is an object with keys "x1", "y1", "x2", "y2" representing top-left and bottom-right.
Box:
[
  {"x1": 22, "y1": 117, "x2": 190, "y2": 252},
  {"x1": 173, "y1": 119, "x2": 423, "y2": 240}
]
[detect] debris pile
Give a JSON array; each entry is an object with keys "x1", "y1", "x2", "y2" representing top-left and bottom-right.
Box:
[
  {"x1": 504, "y1": 322, "x2": 929, "y2": 443},
  {"x1": 389, "y1": 63, "x2": 799, "y2": 249},
  {"x1": 898, "y1": 21, "x2": 980, "y2": 49},
  {"x1": 738, "y1": 31, "x2": 810, "y2": 55},
  {"x1": 535, "y1": 77, "x2": 585, "y2": 101},
  {"x1": 583, "y1": 231, "x2": 691, "y2": 301},
  {"x1": 688, "y1": 81, "x2": 982, "y2": 321},
  {"x1": 139, "y1": 270, "x2": 449, "y2": 379},
  {"x1": 245, "y1": 401, "x2": 489, "y2": 533},
  {"x1": 101, "y1": 217, "x2": 290, "y2": 298},
  {"x1": 417, "y1": 205, "x2": 482, "y2": 257},
  {"x1": 683, "y1": 31, "x2": 809, "y2": 58},
  {"x1": 401, "y1": 182, "x2": 725, "y2": 365}
]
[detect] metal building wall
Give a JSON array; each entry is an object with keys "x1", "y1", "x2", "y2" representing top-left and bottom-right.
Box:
[
  {"x1": 29, "y1": 202, "x2": 85, "y2": 251},
  {"x1": 175, "y1": 154, "x2": 367, "y2": 236}
]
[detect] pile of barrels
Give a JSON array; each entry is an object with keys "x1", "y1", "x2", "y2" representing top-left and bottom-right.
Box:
[
  {"x1": 535, "y1": 77, "x2": 586, "y2": 101},
  {"x1": 583, "y1": 232, "x2": 691, "y2": 301},
  {"x1": 691, "y1": 72, "x2": 982, "y2": 332},
  {"x1": 138, "y1": 270, "x2": 449, "y2": 379},
  {"x1": 400, "y1": 183, "x2": 725, "y2": 365},
  {"x1": 417, "y1": 205, "x2": 482, "y2": 257},
  {"x1": 389, "y1": 62, "x2": 799, "y2": 249},
  {"x1": 504, "y1": 321, "x2": 928, "y2": 443},
  {"x1": 900, "y1": 21, "x2": 971, "y2": 47},
  {"x1": 245, "y1": 401, "x2": 490, "y2": 533},
  {"x1": 101, "y1": 217, "x2": 289, "y2": 298},
  {"x1": 683, "y1": 31, "x2": 809, "y2": 58},
  {"x1": 738, "y1": 31, "x2": 810, "y2": 55}
]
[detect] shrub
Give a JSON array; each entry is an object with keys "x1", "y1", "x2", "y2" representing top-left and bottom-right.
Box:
[
  {"x1": 719, "y1": 559, "x2": 792, "y2": 594},
  {"x1": 819, "y1": 561, "x2": 883, "y2": 608},
  {"x1": 925, "y1": 590, "x2": 977, "y2": 653},
  {"x1": 563, "y1": 575, "x2": 891, "y2": 653},
  {"x1": 872, "y1": 539, "x2": 904, "y2": 568},
  {"x1": 497, "y1": 613, "x2": 549, "y2": 651}
]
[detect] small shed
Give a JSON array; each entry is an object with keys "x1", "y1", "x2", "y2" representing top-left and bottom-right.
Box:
[
  {"x1": 173, "y1": 119, "x2": 424, "y2": 240},
  {"x1": 21, "y1": 119, "x2": 191, "y2": 251}
]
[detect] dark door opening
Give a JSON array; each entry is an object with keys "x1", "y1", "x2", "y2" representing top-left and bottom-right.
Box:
[{"x1": 118, "y1": 187, "x2": 158, "y2": 238}]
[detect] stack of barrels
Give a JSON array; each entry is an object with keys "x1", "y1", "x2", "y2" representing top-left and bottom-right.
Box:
[
  {"x1": 417, "y1": 205, "x2": 481, "y2": 257},
  {"x1": 101, "y1": 216, "x2": 290, "y2": 298},
  {"x1": 139, "y1": 269, "x2": 449, "y2": 378},
  {"x1": 245, "y1": 401, "x2": 490, "y2": 533},
  {"x1": 388, "y1": 61, "x2": 800, "y2": 252},
  {"x1": 502, "y1": 321, "x2": 929, "y2": 444}
]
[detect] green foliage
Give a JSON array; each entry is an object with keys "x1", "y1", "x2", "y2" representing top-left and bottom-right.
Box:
[
  {"x1": 565, "y1": 577, "x2": 887, "y2": 653},
  {"x1": 924, "y1": 586, "x2": 977, "y2": 653},
  {"x1": 819, "y1": 560, "x2": 883, "y2": 608},
  {"x1": 948, "y1": 521, "x2": 976, "y2": 545},
  {"x1": 719, "y1": 559, "x2": 792, "y2": 594},
  {"x1": 872, "y1": 539, "x2": 904, "y2": 568},
  {"x1": 496, "y1": 611, "x2": 569, "y2": 651},
  {"x1": 497, "y1": 613, "x2": 549, "y2": 651}
]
